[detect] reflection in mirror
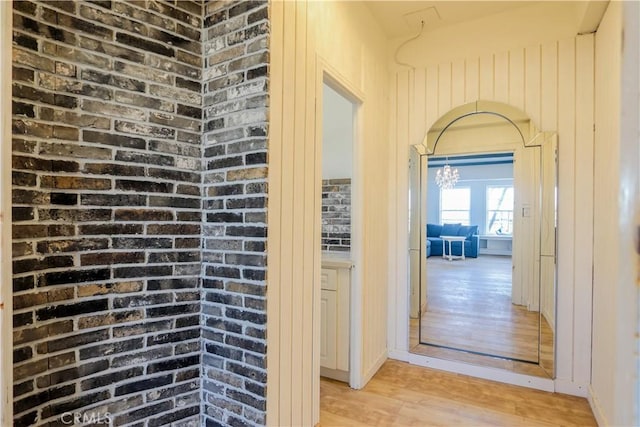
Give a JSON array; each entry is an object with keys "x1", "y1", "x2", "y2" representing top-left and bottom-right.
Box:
[{"x1": 409, "y1": 102, "x2": 557, "y2": 378}]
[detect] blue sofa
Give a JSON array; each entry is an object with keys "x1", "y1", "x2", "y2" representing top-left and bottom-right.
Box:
[{"x1": 426, "y1": 223, "x2": 479, "y2": 258}]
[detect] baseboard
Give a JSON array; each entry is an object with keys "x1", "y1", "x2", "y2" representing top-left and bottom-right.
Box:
[
  {"x1": 387, "y1": 349, "x2": 409, "y2": 361},
  {"x1": 320, "y1": 366, "x2": 349, "y2": 383},
  {"x1": 554, "y1": 378, "x2": 588, "y2": 397},
  {"x1": 588, "y1": 385, "x2": 608, "y2": 427},
  {"x1": 406, "y1": 353, "x2": 555, "y2": 392}
]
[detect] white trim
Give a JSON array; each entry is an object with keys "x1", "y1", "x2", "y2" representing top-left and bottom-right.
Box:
[
  {"x1": 554, "y1": 378, "x2": 588, "y2": 398},
  {"x1": 588, "y1": 385, "x2": 609, "y2": 427},
  {"x1": 317, "y1": 56, "x2": 365, "y2": 391},
  {"x1": 1, "y1": 1, "x2": 13, "y2": 423},
  {"x1": 387, "y1": 349, "x2": 410, "y2": 362},
  {"x1": 406, "y1": 353, "x2": 555, "y2": 392}
]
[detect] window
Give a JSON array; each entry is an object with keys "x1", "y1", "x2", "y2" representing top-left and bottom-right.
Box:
[
  {"x1": 486, "y1": 185, "x2": 514, "y2": 234},
  {"x1": 440, "y1": 187, "x2": 470, "y2": 225}
]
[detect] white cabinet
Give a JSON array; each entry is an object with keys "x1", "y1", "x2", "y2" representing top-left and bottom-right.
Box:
[
  {"x1": 479, "y1": 235, "x2": 513, "y2": 255},
  {"x1": 320, "y1": 256, "x2": 351, "y2": 382}
]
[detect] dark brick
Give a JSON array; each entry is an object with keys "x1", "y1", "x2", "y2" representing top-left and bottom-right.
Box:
[
  {"x1": 36, "y1": 238, "x2": 109, "y2": 254},
  {"x1": 14, "y1": 380, "x2": 34, "y2": 398},
  {"x1": 41, "y1": 7, "x2": 113, "y2": 39},
  {"x1": 79, "y1": 337, "x2": 144, "y2": 360},
  {"x1": 112, "y1": 237, "x2": 173, "y2": 249},
  {"x1": 12, "y1": 206, "x2": 34, "y2": 221},
  {"x1": 81, "y1": 193, "x2": 147, "y2": 207},
  {"x1": 83, "y1": 130, "x2": 146, "y2": 149},
  {"x1": 243, "y1": 269, "x2": 265, "y2": 281},
  {"x1": 116, "y1": 32, "x2": 174, "y2": 57},
  {"x1": 14, "y1": 346, "x2": 33, "y2": 363},
  {"x1": 14, "y1": 384, "x2": 75, "y2": 414},
  {"x1": 36, "y1": 359, "x2": 109, "y2": 388},
  {"x1": 84, "y1": 163, "x2": 146, "y2": 176},
  {"x1": 116, "y1": 179, "x2": 173, "y2": 193},
  {"x1": 78, "y1": 223, "x2": 142, "y2": 235},
  {"x1": 50, "y1": 193, "x2": 78, "y2": 205},
  {"x1": 13, "y1": 255, "x2": 74, "y2": 275},
  {"x1": 147, "y1": 278, "x2": 198, "y2": 290},
  {"x1": 147, "y1": 355, "x2": 199, "y2": 374},
  {"x1": 115, "y1": 374, "x2": 172, "y2": 396},
  {"x1": 36, "y1": 299, "x2": 109, "y2": 321},
  {"x1": 81, "y1": 366, "x2": 143, "y2": 391},
  {"x1": 147, "y1": 303, "x2": 198, "y2": 318},
  {"x1": 226, "y1": 226, "x2": 266, "y2": 238},
  {"x1": 41, "y1": 390, "x2": 111, "y2": 419},
  {"x1": 114, "y1": 401, "x2": 173, "y2": 425},
  {"x1": 13, "y1": 276, "x2": 34, "y2": 293},
  {"x1": 148, "y1": 405, "x2": 199, "y2": 427},
  {"x1": 225, "y1": 389, "x2": 265, "y2": 411},
  {"x1": 39, "y1": 268, "x2": 110, "y2": 287},
  {"x1": 147, "y1": 328, "x2": 200, "y2": 346},
  {"x1": 114, "y1": 265, "x2": 172, "y2": 278},
  {"x1": 13, "y1": 100, "x2": 35, "y2": 117},
  {"x1": 38, "y1": 329, "x2": 109, "y2": 354}
]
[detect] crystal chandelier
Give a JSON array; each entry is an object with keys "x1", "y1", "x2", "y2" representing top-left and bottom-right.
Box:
[{"x1": 435, "y1": 161, "x2": 459, "y2": 189}]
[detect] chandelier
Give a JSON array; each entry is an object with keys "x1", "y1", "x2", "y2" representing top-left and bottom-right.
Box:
[{"x1": 435, "y1": 161, "x2": 459, "y2": 189}]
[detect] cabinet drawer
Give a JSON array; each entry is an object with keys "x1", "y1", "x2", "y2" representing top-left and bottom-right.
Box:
[{"x1": 321, "y1": 268, "x2": 338, "y2": 291}]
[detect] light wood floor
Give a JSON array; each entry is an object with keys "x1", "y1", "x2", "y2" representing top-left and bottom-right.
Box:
[
  {"x1": 320, "y1": 360, "x2": 596, "y2": 427},
  {"x1": 421, "y1": 255, "x2": 540, "y2": 362}
]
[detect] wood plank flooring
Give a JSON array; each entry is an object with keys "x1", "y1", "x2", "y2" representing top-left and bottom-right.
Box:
[
  {"x1": 421, "y1": 255, "x2": 541, "y2": 362},
  {"x1": 320, "y1": 360, "x2": 596, "y2": 426}
]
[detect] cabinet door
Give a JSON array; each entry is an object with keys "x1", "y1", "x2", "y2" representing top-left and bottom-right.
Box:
[{"x1": 320, "y1": 289, "x2": 337, "y2": 370}]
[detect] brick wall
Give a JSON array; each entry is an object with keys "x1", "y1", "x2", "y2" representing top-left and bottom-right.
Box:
[
  {"x1": 201, "y1": 1, "x2": 269, "y2": 425},
  {"x1": 12, "y1": 1, "x2": 204, "y2": 425},
  {"x1": 321, "y1": 178, "x2": 351, "y2": 252}
]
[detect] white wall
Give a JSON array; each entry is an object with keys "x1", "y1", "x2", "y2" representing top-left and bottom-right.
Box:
[
  {"x1": 388, "y1": 32, "x2": 595, "y2": 395},
  {"x1": 268, "y1": 1, "x2": 389, "y2": 425},
  {"x1": 322, "y1": 84, "x2": 353, "y2": 179},
  {"x1": 591, "y1": 2, "x2": 639, "y2": 425}
]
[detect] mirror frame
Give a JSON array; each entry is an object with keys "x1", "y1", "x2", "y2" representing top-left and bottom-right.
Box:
[{"x1": 410, "y1": 101, "x2": 558, "y2": 378}]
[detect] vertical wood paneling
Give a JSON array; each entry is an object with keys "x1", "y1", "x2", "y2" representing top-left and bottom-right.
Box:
[
  {"x1": 271, "y1": 2, "x2": 390, "y2": 423},
  {"x1": 413, "y1": 68, "x2": 426, "y2": 144},
  {"x1": 479, "y1": 53, "x2": 494, "y2": 100},
  {"x1": 396, "y1": 69, "x2": 410, "y2": 351},
  {"x1": 525, "y1": 45, "x2": 542, "y2": 127},
  {"x1": 425, "y1": 65, "x2": 439, "y2": 130},
  {"x1": 291, "y1": 2, "x2": 307, "y2": 423},
  {"x1": 266, "y1": 0, "x2": 284, "y2": 422},
  {"x1": 494, "y1": 51, "x2": 509, "y2": 104},
  {"x1": 573, "y1": 34, "x2": 595, "y2": 385},
  {"x1": 555, "y1": 37, "x2": 576, "y2": 381},
  {"x1": 438, "y1": 63, "x2": 452, "y2": 118},
  {"x1": 303, "y1": 2, "x2": 317, "y2": 422},
  {"x1": 392, "y1": 35, "x2": 595, "y2": 392},
  {"x1": 0, "y1": 1, "x2": 12, "y2": 422},
  {"x1": 509, "y1": 48, "x2": 526, "y2": 111},
  {"x1": 541, "y1": 41, "x2": 559, "y2": 131},
  {"x1": 451, "y1": 59, "x2": 466, "y2": 107},
  {"x1": 465, "y1": 57, "x2": 480, "y2": 103}
]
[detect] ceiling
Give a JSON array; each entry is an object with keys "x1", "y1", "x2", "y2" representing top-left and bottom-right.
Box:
[
  {"x1": 365, "y1": 1, "x2": 608, "y2": 39},
  {"x1": 366, "y1": 1, "x2": 536, "y2": 38}
]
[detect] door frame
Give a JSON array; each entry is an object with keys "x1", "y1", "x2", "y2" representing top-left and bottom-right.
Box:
[
  {"x1": 1, "y1": 1, "x2": 13, "y2": 422},
  {"x1": 315, "y1": 56, "x2": 365, "y2": 390}
]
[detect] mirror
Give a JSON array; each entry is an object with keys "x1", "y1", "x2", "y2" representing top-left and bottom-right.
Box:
[{"x1": 409, "y1": 101, "x2": 557, "y2": 378}]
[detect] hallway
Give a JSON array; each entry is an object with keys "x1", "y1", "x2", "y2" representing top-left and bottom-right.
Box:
[{"x1": 320, "y1": 360, "x2": 596, "y2": 426}]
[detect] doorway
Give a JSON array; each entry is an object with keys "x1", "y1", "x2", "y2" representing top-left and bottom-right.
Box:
[{"x1": 317, "y1": 71, "x2": 363, "y2": 390}]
